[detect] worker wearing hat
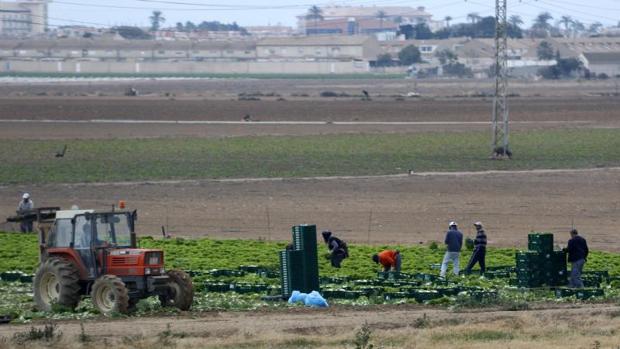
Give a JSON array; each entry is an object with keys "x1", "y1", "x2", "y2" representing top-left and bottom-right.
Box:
[
  {"x1": 440, "y1": 221, "x2": 463, "y2": 278},
  {"x1": 17, "y1": 193, "x2": 34, "y2": 233},
  {"x1": 465, "y1": 222, "x2": 488, "y2": 275}
]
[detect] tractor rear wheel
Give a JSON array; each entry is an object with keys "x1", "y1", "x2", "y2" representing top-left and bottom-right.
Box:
[
  {"x1": 91, "y1": 275, "x2": 129, "y2": 315},
  {"x1": 159, "y1": 270, "x2": 193, "y2": 311},
  {"x1": 33, "y1": 258, "x2": 81, "y2": 312}
]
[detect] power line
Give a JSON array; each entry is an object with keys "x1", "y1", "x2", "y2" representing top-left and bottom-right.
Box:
[{"x1": 526, "y1": 0, "x2": 617, "y2": 23}]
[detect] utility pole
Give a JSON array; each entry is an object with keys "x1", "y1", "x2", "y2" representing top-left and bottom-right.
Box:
[{"x1": 492, "y1": 0, "x2": 510, "y2": 158}]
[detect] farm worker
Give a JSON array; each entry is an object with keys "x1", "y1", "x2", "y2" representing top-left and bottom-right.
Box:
[
  {"x1": 440, "y1": 221, "x2": 463, "y2": 278},
  {"x1": 465, "y1": 222, "x2": 487, "y2": 275},
  {"x1": 321, "y1": 231, "x2": 349, "y2": 268},
  {"x1": 372, "y1": 250, "x2": 401, "y2": 272},
  {"x1": 17, "y1": 193, "x2": 34, "y2": 233},
  {"x1": 566, "y1": 229, "x2": 589, "y2": 288}
]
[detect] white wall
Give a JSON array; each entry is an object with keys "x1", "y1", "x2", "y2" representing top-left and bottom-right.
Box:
[{"x1": 1, "y1": 59, "x2": 371, "y2": 74}]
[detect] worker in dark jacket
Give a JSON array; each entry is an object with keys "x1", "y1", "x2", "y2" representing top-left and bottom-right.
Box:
[
  {"x1": 465, "y1": 222, "x2": 487, "y2": 275},
  {"x1": 372, "y1": 250, "x2": 401, "y2": 272},
  {"x1": 321, "y1": 231, "x2": 349, "y2": 268},
  {"x1": 566, "y1": 229, "x2": 589, "y2": 288},
  {"x1": 440, "y1": 221, "x2": 463, "y2": 278}
]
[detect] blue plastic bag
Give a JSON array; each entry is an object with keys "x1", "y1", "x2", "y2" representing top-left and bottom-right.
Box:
[
  {"x1": 288, "y1": 290, "x2": 307, "y2": 304},
  {"x1": 304, "y1": 291, "x2": 329, "y2": 308}
]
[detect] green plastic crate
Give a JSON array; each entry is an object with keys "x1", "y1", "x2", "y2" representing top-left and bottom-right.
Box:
[
  {"x1": 528, "y1": 233, "x2": 554, "y2": 253},
  {"x1": 410, "y1": 290, "x2": 441, "y2": 302},
  {"x1": 0, "y1": 271, "x2": 23, "y2": 282},
  {"x1": 280, "y1": 249, "x2": 304, "y2": 297},
  {"x1": 556, "y1": 288, "x2": 604, "y2": 300},
  {"x1": 383, "y1": 292, "x2": 408, "y2": 300}
]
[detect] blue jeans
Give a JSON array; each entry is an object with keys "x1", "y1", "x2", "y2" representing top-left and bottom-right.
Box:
[
  {"x1": 570, "y1": 259, "x2": 585, "y2": 288},
  {"x1": 440, "y1": 252, "x2": 460, "y2": 278}
]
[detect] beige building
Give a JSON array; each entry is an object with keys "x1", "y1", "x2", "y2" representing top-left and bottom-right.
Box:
[
  {"x1": 0, "y1": 0, "x2": 49, "y2": 36},
  {"x1": 0, "y1": 39, "x2": 257, "y2": 61},
  {"x1": 0, "y1": 37, "x2": 372, "y2": 74},
  {"x1": 581, "y1": 52, "x2": 620, "y2": 76},
  {"x1": 298, "y1": 6, "x2": 439, "y2": 36},
  {"x1": 257, "y1": 35, "x2": 381, "y2": 61}
]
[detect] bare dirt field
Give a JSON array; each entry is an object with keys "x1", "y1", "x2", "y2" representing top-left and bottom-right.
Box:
[
  {"x1": 1, "y1": 77, "x2": 619, "y2": 99},
  {"x1": 2, "y1": 168, "x2": 619, "y2": 251},
  {"x1": 0, "y1": 304, "x2": 619, "y2": 348},
  {"x1": 0, "y1": 96, "x2": 618, "y2": 139},
  {"x1": 1, "y1": 79, "x2": 620, "y2": 346},
  {"x1": 1, "y1": 80, "x2": 619, "y2": 250}
]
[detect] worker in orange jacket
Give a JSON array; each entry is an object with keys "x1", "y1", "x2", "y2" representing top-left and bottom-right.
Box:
[{"x1": 372, "y1": 250, "x2": 401, "y2": 272}]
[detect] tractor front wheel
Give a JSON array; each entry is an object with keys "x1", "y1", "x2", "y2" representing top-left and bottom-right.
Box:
[
  {"x1": 91, "y1": 275, "x2": 129, "y2": 315},
  {"x1": 160, "y1": 270, "x2": 194, "y2": 311},
  {"x1": 33, "y1": 258, "x2": 81, "y2": 312}
]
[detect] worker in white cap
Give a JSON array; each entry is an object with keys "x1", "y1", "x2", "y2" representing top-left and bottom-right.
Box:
[
  {"x1": 440, "y1": 221, "x2": 463, "y2": 278},
  {"x1": 465, "y1": 222, "x2": 488, "y2": 276},
  {"x1": 17, "y1": 193, "x2": 34, "y2": 233}
]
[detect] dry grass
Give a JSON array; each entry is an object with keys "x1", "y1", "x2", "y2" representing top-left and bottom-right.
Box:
[{"x1": 1, "y1": 307, "x2": 619, "y2": 349}]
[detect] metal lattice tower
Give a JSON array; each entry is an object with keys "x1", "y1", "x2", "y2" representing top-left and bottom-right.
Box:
[{"x1": 492, "y1": 0, "x2": 510, "y2": 157}]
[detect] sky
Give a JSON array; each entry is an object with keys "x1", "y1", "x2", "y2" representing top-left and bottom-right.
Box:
[{"x1": 47, "y1": 0, "x2": 620, "y2": 29}]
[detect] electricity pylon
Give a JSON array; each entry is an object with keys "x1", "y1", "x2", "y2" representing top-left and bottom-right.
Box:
[{"x1": 492, "y1": 0, "x2": 510, "y2": 158}]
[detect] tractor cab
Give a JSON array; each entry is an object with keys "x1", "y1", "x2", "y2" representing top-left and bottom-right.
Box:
[{"x1": 34, "y1": 208, "x2": 193, "y2": 315}]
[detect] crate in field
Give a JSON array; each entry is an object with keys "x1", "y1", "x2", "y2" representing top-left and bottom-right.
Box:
[
  {"x1": 528, "y1": 233, "x2": 554, "y2": 253},
  {"x1": 410, "y1": 289, "x2": 441, "y2": 303},
  {"x1": 555, "y1": 288, "x2": 604, "y2": 300},
  {"x1": 383, "y1": 292, "x2": 408, "y2": 300}
]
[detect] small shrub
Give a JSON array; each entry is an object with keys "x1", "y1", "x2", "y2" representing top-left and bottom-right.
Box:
[
  {"x1": 353, "y1": 321, "x2": 374, "y2": 349},
  {"x1": 465, "y1": 238, "x2": 475, "y2": 251},
  {"x1": 12, "y1": 323, "x2": 62, "y2": 345},
  {"x1": 412, "y1": 313, "x2": 430, "y2": 328},
  {"x1": 320, "y1": 91, "x2": 339, "y2": 97},
  {"x1": 429, "y1": 241, "x2": 439, "y2": 251},
  {"x1": 465, "y1": 330, "x2": 514, "y2": 341}
]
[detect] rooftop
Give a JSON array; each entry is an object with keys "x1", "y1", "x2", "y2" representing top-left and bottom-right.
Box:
[
  {"x1": 258, "y1": 35, "x2": 376, "y2": 46},
  {"x1": 299, "y1": 6, "x2": 431, "y2": 19},
  {"x1": 582, "y1": 52, "x2": 620, "y2": 64}
]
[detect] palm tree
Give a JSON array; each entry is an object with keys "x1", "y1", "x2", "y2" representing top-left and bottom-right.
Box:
[
  {"x1": 305, "y1": 5, "x2": 323, "y2": 35},
  {"x1": 444, "y1": 16, "x2": 452, "y2": 28},
  {"x1": 559, "y1": 15, "x2": 573, "y2": 37},
  {"x1": 467, "y1": 12, "x2": 480, "y2": 25},
  {"x1": 533, "y1": 12, "x2": 553, "y2": 31},
  {"x1": 149, "y1": 10, "x2": 165, "y2": 32},
  {"x1": 530, "y1": 12, "x2": 553, "y2": 38},
  {"x1": 376, "y1": 10, "x2": 387, "y2": 30},
  {"x1": 508, "y1": 15, "x2": 523, "y2": 28},
  {"x1": 588, "y1": 22, "x2": 603, "y2": 35},
  {"x1": 571, "y1": 20, "x2": 585, "y2": 38}
]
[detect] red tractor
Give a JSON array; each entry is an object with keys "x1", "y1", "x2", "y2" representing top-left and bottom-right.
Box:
[{"x1": 32, "y1": 208, "x2": 193, "y2": 315}]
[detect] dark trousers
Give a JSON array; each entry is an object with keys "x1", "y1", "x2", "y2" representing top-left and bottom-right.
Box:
[
  {"x1": 465, "y1": 247, "x2": 486, "y2": 275},
  {"x1": 20, "y1": 220, "x2": 33, "y2": 233},
  {"x1": 569, "y1": 259, "x2": 585, "y2": 288},
  {"x1": 330, "y1": 249, "x2": 347, "y2": 268}
]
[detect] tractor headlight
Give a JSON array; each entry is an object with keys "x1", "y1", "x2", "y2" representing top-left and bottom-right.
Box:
[
  {"x1": 146, "y1": 252, "x2": 162, "y2": 265},
  {"x1": 145, "y1": 268, "x2": 152, "y2": 275}
]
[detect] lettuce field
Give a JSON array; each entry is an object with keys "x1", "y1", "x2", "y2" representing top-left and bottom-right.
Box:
[{"x1": 0, "y1": 232, "x2": 619, "y2": 323}]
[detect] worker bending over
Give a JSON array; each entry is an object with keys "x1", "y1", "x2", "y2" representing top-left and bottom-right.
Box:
[
  {"x1": 372, "y1": 250, "x2": 401, "y2": 272},
  {"x1": 321, "y1": 231, "x2": 349, "y2": 268}
]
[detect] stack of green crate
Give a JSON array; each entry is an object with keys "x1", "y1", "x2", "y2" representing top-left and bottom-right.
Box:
[
  {"x1": 516, "y1": 233, "x2": 567, "y2": 288},
  {"x1": 279, "y1": 224, "x2": 320, "y2": 298},
  {"x1": 279, "y1": 249, "x2": 305, "y2": 298}
]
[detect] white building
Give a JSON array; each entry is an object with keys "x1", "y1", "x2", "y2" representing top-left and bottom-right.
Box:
[{"x1": 0, "y1": 0, "x2": 50, "y2": 36}]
